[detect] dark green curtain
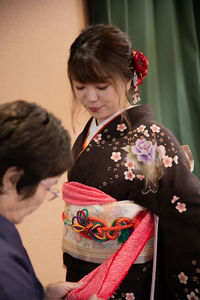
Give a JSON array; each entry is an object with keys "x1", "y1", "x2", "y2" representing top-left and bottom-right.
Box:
[{"x1": 87, "y1": 0, "x2": 200, "y2": 177}]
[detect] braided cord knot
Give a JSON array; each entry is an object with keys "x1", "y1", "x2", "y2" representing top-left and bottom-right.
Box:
[{"x1": 62, "y1": 209, "x2": 147, "y2": 243}]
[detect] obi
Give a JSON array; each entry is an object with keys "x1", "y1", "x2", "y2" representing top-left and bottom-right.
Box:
[{"x1": 62, "y1": 182, "x2": 154, "y2": 264}]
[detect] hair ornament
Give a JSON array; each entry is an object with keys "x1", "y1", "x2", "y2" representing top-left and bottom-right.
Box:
[{"x1": 130, "y1": 49, "x2": 149, "y2": 104}]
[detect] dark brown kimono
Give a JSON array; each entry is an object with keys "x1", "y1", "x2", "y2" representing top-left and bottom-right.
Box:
[{"x1": 63, "y1": 104, "x2": 200, "y2": 300}]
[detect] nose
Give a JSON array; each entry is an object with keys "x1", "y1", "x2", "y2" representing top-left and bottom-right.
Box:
[{"x1": 86, "y1": 86, "x2": 98, "y2": 103}]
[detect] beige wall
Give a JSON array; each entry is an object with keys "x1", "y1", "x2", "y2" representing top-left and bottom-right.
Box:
[{"x1": 0, "y1": 0, "x2": 88, "y2": 286}]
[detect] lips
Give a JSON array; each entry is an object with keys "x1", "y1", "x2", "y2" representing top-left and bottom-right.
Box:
[{"x1": 89, "y1": 107, "x2": 101, "y2": 113}]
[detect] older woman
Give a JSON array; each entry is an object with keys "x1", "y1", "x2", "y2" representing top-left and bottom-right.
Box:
[{"x1": 0, "y1": 100, "x2": 99, "y2": 300}]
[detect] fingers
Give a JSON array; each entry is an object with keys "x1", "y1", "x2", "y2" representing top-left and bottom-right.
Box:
[
  {"x1": 45, "y1": 281, "x2": 83, "y2": 298},
  {"x1": 88, "y1": 295, "x2": 103, "y2": 300},
  {"x1": 63, "y1": 281, "x2": 83, "y2": 292}
]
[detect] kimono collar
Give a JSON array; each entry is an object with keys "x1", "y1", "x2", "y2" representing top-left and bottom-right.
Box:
[{"x1": 86, "y1": 106, "x2": 135, "y2": 147}]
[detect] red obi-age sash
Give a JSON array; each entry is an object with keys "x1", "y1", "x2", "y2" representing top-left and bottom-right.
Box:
[{"x1": 62, "y1": 182, "x2": 154, "y2": 300}]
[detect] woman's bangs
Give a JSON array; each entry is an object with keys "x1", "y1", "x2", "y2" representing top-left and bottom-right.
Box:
[{"x1": 70, "y1": 58, "x2": 111, "y2": 84}]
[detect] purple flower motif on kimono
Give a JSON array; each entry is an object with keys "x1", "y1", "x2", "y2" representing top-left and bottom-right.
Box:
[{"x1": 131, "y1": 138, "x2": 156, "y2": 165}]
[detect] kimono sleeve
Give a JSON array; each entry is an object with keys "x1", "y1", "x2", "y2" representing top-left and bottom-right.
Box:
[{"x1": 0, "y1": 241, "x2": 44, "y2": 300}]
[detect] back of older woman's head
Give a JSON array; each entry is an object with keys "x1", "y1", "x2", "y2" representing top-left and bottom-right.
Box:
[{"x1": 0, "y1": 100, "x2": 73, "y2": 198}]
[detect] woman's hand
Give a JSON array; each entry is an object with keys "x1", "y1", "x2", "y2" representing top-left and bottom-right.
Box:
[
  {"x1": 45, "y1": 281, "x2": 102, "y2": 300},
  {"x1": 45, "y1": 281, "x2": 82, "y2": 300},
  {"x1": 88, "y1": 295, "x2": 103, "y2": 300}
]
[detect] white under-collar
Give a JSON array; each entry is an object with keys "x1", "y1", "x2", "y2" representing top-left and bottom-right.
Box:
[{"x1": 86, "y1": 106, "x2": 134, "y2": 146}]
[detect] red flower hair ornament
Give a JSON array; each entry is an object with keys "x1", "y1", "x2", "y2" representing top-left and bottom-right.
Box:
[{"x1": 130, "y1": 50, "x2": 149, "y2": 104}]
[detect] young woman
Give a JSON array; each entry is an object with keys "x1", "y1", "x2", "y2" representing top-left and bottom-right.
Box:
[
  {"x1": 0, "y1": 100, "x2": 99, "y2": 300},
  {"x1": 62, "y1": 24, "x2": 200, "y2": 300}
]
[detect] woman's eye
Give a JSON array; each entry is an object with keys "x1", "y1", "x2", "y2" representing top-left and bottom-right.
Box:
[
  {"x1": 97, "y1": 85, "x2": 108, "y2": 90},
  {"x1": 75, "y1": 86, "x2": 85, "y2": 91}
]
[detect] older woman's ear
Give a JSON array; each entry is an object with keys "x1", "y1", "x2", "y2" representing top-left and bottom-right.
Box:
[{"x1": 2, "y1": 167, "x2": 24, "y2": 192}]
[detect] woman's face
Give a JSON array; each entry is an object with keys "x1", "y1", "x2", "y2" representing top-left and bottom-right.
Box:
[
  {"x1": 72, "y1": 77, "x2": 130, "y2": 124},
  {"x1": 7, "y1": 176, "x2": 60, "y2": 224}
]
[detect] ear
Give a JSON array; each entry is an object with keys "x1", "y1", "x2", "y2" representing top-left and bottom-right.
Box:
[
  {"x1": 2, "y1": 167, "x2": 24, "y2": 191},
  {"x1": 126, "y1": 80, "x2": 132, "y2": 90}
]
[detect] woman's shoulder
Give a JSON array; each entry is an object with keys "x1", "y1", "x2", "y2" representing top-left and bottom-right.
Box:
[{"x1": 126, "y1": 104, "x2": 155, "y2": 127}]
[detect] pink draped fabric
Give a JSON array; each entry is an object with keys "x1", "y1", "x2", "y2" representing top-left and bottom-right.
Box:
[{"x1": 63, "y1": 181, "x2": 117, "y2": 205}]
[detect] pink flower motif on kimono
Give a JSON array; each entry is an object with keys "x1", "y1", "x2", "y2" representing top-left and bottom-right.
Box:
[
  {"x1": 137, "y1": 174, "x2": 145, "y2": 180},
  {"x1": 150, "y1": 124, "x2": 161, "y2": 133},
  {"x1": 171, "y1": 195, "x2": 180, "y2": 204},
  {"x1": 125, "y1": 161, "x2": 135, "y2": 170},
  {"x1": 117, "y1": 123, "x2": 127, "y2": 132},
  {"x1": 111, "y1": 151, "x2": 122, "y2": 162},
  {"x1": 124, "y1": 170, "x2": 135, "y2": 181},
  {"x1": 178, "y1": 272, "x2": 188, "y2": 284},
  {"x1": 93, "y1": 133, "x2": 102, "y2": 143},
  {"x1": 137, "y1": 125, "x2": 146, "y2": 132},
  {"x1": 176, "y1": 202, "x2": 187, "y2": 213},
  {"x1": 174, "y1": 155, "x2": 179, "y2": 164},
  {"x1": 157, "y1": 145, "x2": 166, "y2": 159},
  {"x1": 131, "y1": 138, "x2": 156, "y2": 165},
  {"x1": 125, "y1": 292, "x2": 135, "y2": 300},
  {"x1": 144, "y1": 129, "x2": 149, "y2": 137},
  {"x1": 163, "y1": 155, "x2": 173, "y2": 168},
  {"x1": 187, "y1": 291, "x2": 199, "y2": 300}
]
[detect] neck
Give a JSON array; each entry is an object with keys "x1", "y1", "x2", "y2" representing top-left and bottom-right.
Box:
[
  {"x1": 0, "y1": 193, "x2": 21, "y2": 224},
  {"x1": 96, "y1": 104, "x2": 132, "y2": 126},
  {"x1": 0, "y1": 194, "x2": 10, "y2": 221}
]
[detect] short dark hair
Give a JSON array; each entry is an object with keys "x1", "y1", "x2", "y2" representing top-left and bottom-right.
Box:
[{"x1": 0, "y1": 100, "x2": 73, "y2": 198}]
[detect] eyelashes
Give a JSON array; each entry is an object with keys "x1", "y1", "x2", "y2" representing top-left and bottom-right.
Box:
[
  {"x1": 74, "y1": 84, "x2": 109, "y2": 91},
  {"x1": 97, "y1": 85, "x2": 109, "y2": 90},
  {"x1": 75, "y1": 86, "x2": 85, "y2": 91}
]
